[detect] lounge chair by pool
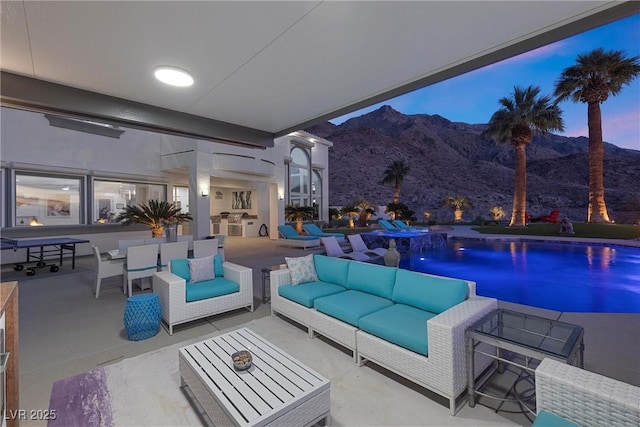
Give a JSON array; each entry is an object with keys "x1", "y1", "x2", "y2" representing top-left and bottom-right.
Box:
[
  {"x1": 378, "y1": 220, "x2": 400, "y2": 231},
  {"x1": 277, "y1": 225, "x2": 321, "y2": 249},
  {"x1": 347, "y1": 234, "x2": 387, "y2": 257},
  {"x1": 303, "y1": 223, "x2": 345, "y2": 242},
  {"x1": 321, "y1": 237, "x2": 376, "y2": 261},
  {"x1": 392, "y1": 219, "x2": 429, "y2": 231}
]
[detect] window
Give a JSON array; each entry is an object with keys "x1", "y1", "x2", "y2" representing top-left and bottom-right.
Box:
[
  {"x1": 289, "y1": 146, "x2": 311, "y2": 207},
  {"x1": 15, "y1": 172, "x2": 82, "y2": 226},
  {"x1": 172, "y1": 186, "x2": 189, "y2": 213},
  {"x1": 312, "y1": 170, "x2": 322, "y2": 220},
  {"x1": 93, "y1": 180, "x2": 165, "y2": 223}
]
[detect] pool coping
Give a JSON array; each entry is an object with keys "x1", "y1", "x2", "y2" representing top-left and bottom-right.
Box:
[{"x1": 447, "y1": 232, "x2": 640, "y2": 249}]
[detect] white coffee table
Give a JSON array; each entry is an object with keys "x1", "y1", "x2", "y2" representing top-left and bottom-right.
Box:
[{"x1": 179, "y1": 327, "x2": 331, "y2": 426}]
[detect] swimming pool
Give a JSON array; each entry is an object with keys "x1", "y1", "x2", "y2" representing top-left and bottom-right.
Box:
[{"x1": 401, "y1": 240, "x2": 640, "y2": 313}]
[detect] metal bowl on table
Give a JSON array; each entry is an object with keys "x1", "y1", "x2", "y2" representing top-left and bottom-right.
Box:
[{"x1": 231, "y1": 350, "x2": 252, "y2": 370}]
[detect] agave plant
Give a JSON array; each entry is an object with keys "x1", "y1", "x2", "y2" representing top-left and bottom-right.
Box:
[{"x1": 115, "y1": 200, "x2": 193, "y2": 237}]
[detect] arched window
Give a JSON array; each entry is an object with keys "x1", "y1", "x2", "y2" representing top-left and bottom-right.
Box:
[
  {"x1": 312, "y1": 170, "x2": 322, "y2": 220},
  {"x1": 288, "y1": 146, "x2": 310, "y2": 207}
]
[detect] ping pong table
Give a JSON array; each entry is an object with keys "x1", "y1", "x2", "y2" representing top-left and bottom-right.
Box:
[{"x1": 1, "y1": 237, "x2": 90, "y2": 275}]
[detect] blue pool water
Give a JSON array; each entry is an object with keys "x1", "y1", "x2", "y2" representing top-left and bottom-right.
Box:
[{"x1": 401, "y1": 240, "x2": 640, "y2": 313}]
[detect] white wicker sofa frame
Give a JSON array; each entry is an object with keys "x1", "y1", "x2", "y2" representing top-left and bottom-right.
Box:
[
  {"x1": 535, "y1": 358, "x2": 640, "y2": 427},
  {"x1": 153, "y1": 261, "x2": 254, "y2": 335},
  {"x1": 270, "y1": 264, "x2": 497, "y2": 415}
]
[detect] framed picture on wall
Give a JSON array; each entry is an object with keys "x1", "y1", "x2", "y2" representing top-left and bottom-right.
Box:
[
  {"x1": 232, "y1": 191, "x2": 252, "y2": 210},
  {"x1": 46, "y1": 194, "x2": 71, "y2": 216}
]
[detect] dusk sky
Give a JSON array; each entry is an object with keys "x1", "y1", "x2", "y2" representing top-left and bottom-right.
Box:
[{"x1": 331, "y1": 14, "x2": 640, "y2": 151}]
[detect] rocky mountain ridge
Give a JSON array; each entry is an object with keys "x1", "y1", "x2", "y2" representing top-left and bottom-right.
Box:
[{"x1": 306, "y1": 105, "x2": 640, "y2": 223}]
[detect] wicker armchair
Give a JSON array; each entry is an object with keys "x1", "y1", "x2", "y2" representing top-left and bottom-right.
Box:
[
  {"x1": 534, "y1": 358, "x2": 640, "y2": 427},
  {"x1": 153, "y1": 261, "x2": 253, "y2": 334}
]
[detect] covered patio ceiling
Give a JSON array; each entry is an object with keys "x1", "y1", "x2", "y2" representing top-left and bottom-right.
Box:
[{"x1": 1, "y1": 1, "x2": 638, "y2": 148}]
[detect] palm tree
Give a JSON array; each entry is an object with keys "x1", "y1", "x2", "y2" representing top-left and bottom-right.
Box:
[
  {"x1": 381, "y1": 159, "x2": 410, "y2": 204},
  {"x1": 443, "y1": 195, "x2": 473, "y2": 221},
  {"x1": 284, "y1": 205, "x2": 314, "y2": 234},
  {"x1": 489, "y1": 206, "x2": 506, "y2": 222},
  {"x1": 554, "y1": 48, "x2": 640, "y2": 223},
  {"x1": 484, "y1": 85, "x2": 564, "y2": 227},
  {"x1": 355, "y1": 199, "x2": 376, "y2": 227},
  {"x1": 115, "y1": 200, "x2": 193, "y2": 237},
  {"x1": 340, "y1": 204, "x2": 360, "y2": 229}
]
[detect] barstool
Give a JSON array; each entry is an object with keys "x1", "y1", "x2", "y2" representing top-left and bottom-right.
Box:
[{"x1": 124, "y1": 293, "x2": 162, "y2": 340}]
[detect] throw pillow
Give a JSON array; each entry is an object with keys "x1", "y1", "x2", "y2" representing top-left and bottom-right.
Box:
[
  {"x1": 285, "y1": 253, "x2": 318, "y2": 285},
  {"x1": 189, "y1": 255, "x2": 215, "y2": 283}
]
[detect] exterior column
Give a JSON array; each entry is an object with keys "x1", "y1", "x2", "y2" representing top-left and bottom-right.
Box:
[{"x1": 188, "y1": 148, "x2": 212, "y2": 239}]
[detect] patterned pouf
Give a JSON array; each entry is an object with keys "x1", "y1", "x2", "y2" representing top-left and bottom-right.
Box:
[{"x1": 124, "y1": 293, "x2": 162, "y2": 340}]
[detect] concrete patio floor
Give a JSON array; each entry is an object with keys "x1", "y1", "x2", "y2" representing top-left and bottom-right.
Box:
[{"x1": 7, "y1": 226, "x2": 639, "y2": 426}]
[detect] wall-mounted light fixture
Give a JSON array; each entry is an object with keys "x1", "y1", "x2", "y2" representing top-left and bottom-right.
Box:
[
  {"x1": 278, "y1": 193, "x2": 284, "y2": 201},
  {"x1": 201, "y1": 191, "x2": 209, "y2": 197}
]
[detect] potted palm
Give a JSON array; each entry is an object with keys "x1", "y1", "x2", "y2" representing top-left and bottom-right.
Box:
[{"x1": 115, "y1": 200, "x2": 193, "y2": 238}]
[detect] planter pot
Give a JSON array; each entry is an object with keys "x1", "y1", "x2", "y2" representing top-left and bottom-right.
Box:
[{"x1": 165, "y1": 226, "x2": 177, "y2": 242}]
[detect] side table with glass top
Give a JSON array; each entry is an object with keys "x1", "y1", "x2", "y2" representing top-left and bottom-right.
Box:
[
  {"x1": 466, "y1": 308, "x2": 584, "y2": 410},
  {"x1": 261, "y1": 263, "x2": 287, "y2": 303}
]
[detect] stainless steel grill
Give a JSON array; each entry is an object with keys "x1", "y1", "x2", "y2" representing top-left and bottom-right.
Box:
[{"x1": 227, "y1": 212, "x2": 248, "y2": 224}]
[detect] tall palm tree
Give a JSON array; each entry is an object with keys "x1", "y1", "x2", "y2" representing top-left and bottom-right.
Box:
[
  {"x1": 554, "y1": 48, "x2": 640, "y2": 223},
  {"x1": 381, "y1": 159, "x2": 410, "y2": 204},
  {"x1": 485, "y1": 85, "x2": 564, "y2": 227}
]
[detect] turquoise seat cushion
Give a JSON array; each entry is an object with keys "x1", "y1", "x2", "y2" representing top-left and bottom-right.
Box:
[
  {"x1": 532, "y1": 410, "x2": 581, "y2": 427},
  {"x1": 278, "y1": 281, "x2": 347, "y2": 308},
  {"x1": 314, "y1": 255, "x2": 350, "y2": 287},
  {"x1": 358, "y1": 304, "x2": 437, "y2": 356},
  {"x1": 185, "y1": 278, "x2": 239, "y2": 302},
  {"x1": 393, "y1": 269, "x2": 468, "y2": 314},
  {"x1": 171, "y1": 256, "x2": 223, "y2": 280},
  {"x1": 346, "y1": 261, "x2": 397, "y2": 299},
  {"x1": 313, "y1": 290, "x2": 393, "y2": 327}
]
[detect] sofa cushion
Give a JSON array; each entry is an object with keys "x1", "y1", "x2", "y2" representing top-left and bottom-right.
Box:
[
  {"x1": 359, "y1": 304, "x2": 437, "y2": 356},
  {"x1": 171, "y1": 259, "x2": 191, "y2": 281},
  {"x1": 278, "y1": 281, "x2": 347, "y2": 308},
  {"x1": 393, "y1": 269, "x2": 468, "y2": 314},
  {"x1": 285, "y1": 254, "x2": 318, "y2": 285},
  {"x1": 189, "y1": 255, "x2": 215, "y2": 283},
  {"x1": 314, "y1": 290, "x2": 394, "y2": 327},
  {"x1": 186, "y1": 277, "x2": 239, "y2": 302},
  {"x1": 314, "y1": 255, "x2": 350, "y2": 287},
  {"x1": 346, "y1": 261, "x2": 397, "y2": 299},
  {"x1": 214, "y1": 254, "x2": 223, "y2": 277},
  {"x1": 532, "y1": 410, "x2": 581, "y2": 427}
]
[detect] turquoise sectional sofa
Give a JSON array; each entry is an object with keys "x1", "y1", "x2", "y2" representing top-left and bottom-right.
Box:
[{"x1": 270, "y1": 254, "x2": 497, "y2": 415}]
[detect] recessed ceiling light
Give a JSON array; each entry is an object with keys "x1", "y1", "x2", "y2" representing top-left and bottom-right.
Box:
[{"x1": 154, "y1": 66, "x2": 194, "y2": 87}]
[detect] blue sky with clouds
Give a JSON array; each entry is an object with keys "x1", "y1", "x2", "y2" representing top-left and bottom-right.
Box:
[{"x1": 331, "y1": 14, "x2": 640, "y2": 151}]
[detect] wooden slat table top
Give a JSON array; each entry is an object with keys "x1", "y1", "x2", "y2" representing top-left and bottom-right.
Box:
[{"x1": 179, "y1": 327, "x2": 330, "y2": 426}]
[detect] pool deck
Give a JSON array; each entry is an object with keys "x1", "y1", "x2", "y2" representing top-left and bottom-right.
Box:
[{"x1": 10, "y1": 228, "x2": 639, "y2": 426}]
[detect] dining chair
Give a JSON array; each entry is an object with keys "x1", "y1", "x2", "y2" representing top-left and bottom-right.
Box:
[
  {"x1": 123, "y1": 244, "x2": 159, "y2": 297},
  {"x1": 158, "y1": 241, "x2": 188, "y2": 271},
  {"x1": 193, "y1": 238, "x2": 218, "y2": 259},
  {"x1": 118, "y1": 238, "x2": 147, "y2": 253},
  {"x1": 92, "y1": 245, "x2": 125, "y2": 298},
  {"x1": 177, "y1": 234, "x2": 194, "y2": 252},
  {"x1": 145, "y1": 237, "x2": 167, "y2": 245}
]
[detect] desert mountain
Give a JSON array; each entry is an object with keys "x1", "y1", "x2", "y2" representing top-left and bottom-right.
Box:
[{"x1": 306, "y1": 105, "x2": 640, "y2": 223}]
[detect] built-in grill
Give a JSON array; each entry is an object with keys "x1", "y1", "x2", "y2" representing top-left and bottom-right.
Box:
[
  {"x1": 227, "y1": 212, "x2": 249, "y2": 236},
  {"x1": 227, "y1": 212, "x2": 249, "y2": 224}
]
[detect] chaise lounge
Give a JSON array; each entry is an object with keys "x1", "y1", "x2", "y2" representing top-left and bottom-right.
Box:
[
  {"x1": 302, "y1": 223, "x2": 346, "y2": 242},
  {"x1": 277, "y1": 224, "x2": 321, "y2": 249},
  {"x1": 321, "y1": 236, "x2": 380, "y2": 262}
]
